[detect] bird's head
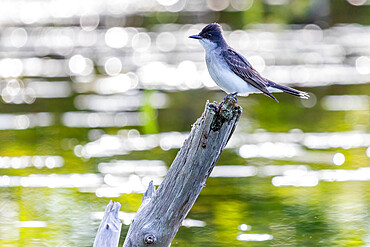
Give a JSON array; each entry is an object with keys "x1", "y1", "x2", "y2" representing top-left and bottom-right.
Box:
[{"x1": 189, "y1": 23, "x2": 226, "y2": 50}]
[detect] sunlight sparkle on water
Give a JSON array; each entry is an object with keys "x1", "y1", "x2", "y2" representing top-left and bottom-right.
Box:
[
  {"x1": 27, "y1": 81, "x2": 71, "y2": 98},
  {"x1": 347, "y1": 0, "x2": 368, "y2": 6},
  {"x1": 0, "y1": 173, "x2": 102, "y2": 188},
  {"x1": 301, "y1": 131, "x2": 369, "y2": 149},
  {"x1": 79, "y1": 132, "x2": 187, "y2": 157},
  {"x1": 9, "y1": 28, "x2": 28, "y2": 48},
  {"x1": 96, "y1": 173, "x2": 163, "y2": 197},
  {"x1": 98, "y1": 160, "x2": 167, "y2": 176},
  {"x1": 104, "y1": 57, "x2": 122, "y2": 76},
  {"x1": 210, "y1": 165, "x2": 257, "y2": 177},
  {"x1": 238, "y1": 224, "x2": 252, "y2": 231},
  {"x1": 16, "y1": 221, "x2": 47, "y2": 228},
  {"x1": 272, "y1": 167, "x2": 370, "y2": 187},
  {"x1": 0, "y1": 113, "x2": 53, "y2": 129},
  {"x1": 237, "y1": 233, "x2": 273, "y2": 241},
  {"x1": 321, "y1": 95, "x2": 369, "y2": 111},
  {"x1": 62, "y1": 112, "x2": 141, "y2": 128},
  {"x1": 132, "y1": 32, "x2": 151, "y2": 52},
  {"x1": 105, "y1": 27, "x2": 128, "y2": 49},
  {"x1": 182, "y1": 219, "x2": 206, "y2": 228},
  {"x1": 80, "y1": 13, "x2": 100, "y2": 31},
  {"x1": 74, "y1": 94, "x2": 157, "y2": 112},
  {"x1": 159, "y1": 132, "x2": 188, "y2": 151},
  {"x1": 95, "y1": 74, "x2": 135, "y2": 94},
  {"x1": 0, "y1": 155, "x2": 64, "y2": 169},
  {"x1": 68, "y1": 55, "x2": 94, "y2": 76},
  {"x1": 272, "y1": 173, "x2": 319, "y2": 187},
  {"x1": 356, "y1": 56, "x2": 370, "y2": 74},
  {"x1": 261, "y1": 165, "x2": 310, "y2": 176},
  {"x1": 0, "y1": 58, "x2": 23, "y2": 78},
  {"x1": 239, "y1": 142, "x2": 302, "y2": 159},
  {"x1": 332, "y1": 153, "x2": 345, "y2": 166},
  {"x1": 156, "y1": 32, "x2": 177, "y2": 52},
  {"x1": 79, "y1": 130, "x2": 370, "y2": 159}
]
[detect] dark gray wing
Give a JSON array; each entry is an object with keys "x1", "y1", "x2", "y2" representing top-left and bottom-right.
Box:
[{"x1": 222, "y1": 48, "x2": 278, "y2": 102}]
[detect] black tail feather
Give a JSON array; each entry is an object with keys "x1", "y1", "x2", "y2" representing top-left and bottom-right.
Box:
[
  {"x1": 263, "y1": 90, "x2": 279, "y2": 102},
  {"x1": 268, "y1": 80, "x2": 309, "y2": 99}
]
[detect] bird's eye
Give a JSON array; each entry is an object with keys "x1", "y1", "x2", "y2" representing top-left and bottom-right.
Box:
[{"x1": 207, "y1": 33, "x2": 212, "y2": 37}]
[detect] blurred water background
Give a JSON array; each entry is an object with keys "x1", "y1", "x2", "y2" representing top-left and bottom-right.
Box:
[{"x1": 0, "y1": 0, "x2": 369, "y2": 246}]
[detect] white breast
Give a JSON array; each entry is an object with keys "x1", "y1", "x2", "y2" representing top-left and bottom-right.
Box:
[{"x1": 205, "y1": 49, "x2": 261, "y2": 95}]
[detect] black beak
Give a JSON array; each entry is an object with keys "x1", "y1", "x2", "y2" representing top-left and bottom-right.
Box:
[{"x1": 189, "y1": 35, "x2": 202, "y2": 39}]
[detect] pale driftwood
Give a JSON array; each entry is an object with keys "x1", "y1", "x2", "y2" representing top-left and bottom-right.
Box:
[
  {"x1": 123, "y1": 96, "x2": 242, "y2": 247},
  {"x1": 94, "y1": 200, "x2": 122, "y2": 247}
]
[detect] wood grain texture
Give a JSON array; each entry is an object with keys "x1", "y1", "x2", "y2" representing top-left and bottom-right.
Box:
[
  {"x1": 122, "y1": 96, "x2": 242, "y2": 247},
  {"x1": 94, "y1": 201, "x2": 122, "y2": 247}
]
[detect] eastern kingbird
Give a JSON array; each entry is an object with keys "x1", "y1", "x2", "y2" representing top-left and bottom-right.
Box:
[{"x1": 189, "y1": 23, "x2": 309, "y2": 102}]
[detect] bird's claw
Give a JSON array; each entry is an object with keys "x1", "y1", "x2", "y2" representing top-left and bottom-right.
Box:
[
  {"x1": 218, "y1": 93, "x2": 238, "y2": 113},
  {"x1": 224, "y1": 92, "x2": 238, "y2": 103}
]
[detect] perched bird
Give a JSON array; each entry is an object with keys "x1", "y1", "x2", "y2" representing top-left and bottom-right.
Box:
[{"x1": 189, "y1": 23, "x2": 309, "y2": 102}]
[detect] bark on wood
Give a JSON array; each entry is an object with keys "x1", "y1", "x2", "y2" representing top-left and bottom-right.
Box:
[
  {"x1": 94, "y1": 200, "x2": 122, "y2": 247},
  {"x1": 122, "y1": 96, "x2": 242, "y2": 247}
]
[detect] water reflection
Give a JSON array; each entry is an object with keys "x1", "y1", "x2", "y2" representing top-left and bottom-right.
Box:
[
  {"x1": 15, "y1": 221, "x2": 47, "y2": 228},
  {"x1": 230, "y1": 131, "x2": 370, "y2": 150},
  {"x1": 0, "y1": 159, "x2": 167, "y2": 197},
  {"x1": 0, "y1": 155, "x2": 64, "y2": 169},
  {"x1": 272, "y1": 166, "x2": 370, "y2": 187},
  {"x1": 0, "y1": 173, "x2": 102, "y2": 188},
  {"x1": 0, "y1": 113, "x2": 53, "y2": 129},
  {"x1": 239, "y1": 142, "x2": 302, "y2": 159},
  {"x1": 74, "y1": 92, "x2": 168, "y2": 112},
  {"x1": 97, "y1": 160, "x2": 166, "y2": 196},
  {"x1": 77, "y1": 130, "x2": 369, "y2": 160},
  {"x1": 3, "y1": 161, "x2": 369, "y2": 191},
  {"x1": 210, "y1": 164, "x2": 370, "y2": 185},
  {"x1": 237, "y1": 233, "x2": 274, "y2": 241},
  {"x1": 321, "y1": 95, "x2": 369, "y2": 111},
  {"x1": 98, "y1": 160, "x2": 167, "y2": 176},
  {"x1": 210, "y1": 165, "x2": 257, "y2": 177},
  {"x1": 77, "y1": 132, "x2": 187, "y2": 157}
]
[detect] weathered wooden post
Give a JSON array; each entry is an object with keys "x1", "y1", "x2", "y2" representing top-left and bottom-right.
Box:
[
  {"x1": 123, "y1": 96, "x2": 241, "y2": 247},
  {"x1": 93, "y1": 96, "x2": 241, "y2": 247},
  {"x1": 94, "y1": 201, "x2": 122, "y2": 247}
]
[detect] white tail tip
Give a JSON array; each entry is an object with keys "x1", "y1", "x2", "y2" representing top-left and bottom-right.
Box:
[{"x1": 300, "y1": 92, "x2": 310, "y2": 99}]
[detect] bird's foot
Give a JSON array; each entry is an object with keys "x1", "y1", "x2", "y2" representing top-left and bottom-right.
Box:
[
  {"x1": 218, "y1": 92, "x2": 238, "y2": 113},
  {"x1": 224, "y1": 92, "x2": 238, "y2": 103}
]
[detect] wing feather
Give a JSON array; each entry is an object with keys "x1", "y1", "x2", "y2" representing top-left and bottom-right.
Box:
[{"x1": 222, "y1": 48, "x2": 278, "y2": 102}]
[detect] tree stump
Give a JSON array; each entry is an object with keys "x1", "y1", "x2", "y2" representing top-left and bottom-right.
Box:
[{"x1": 122, "y1": 96, "x2": 241, "y2": 247}]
